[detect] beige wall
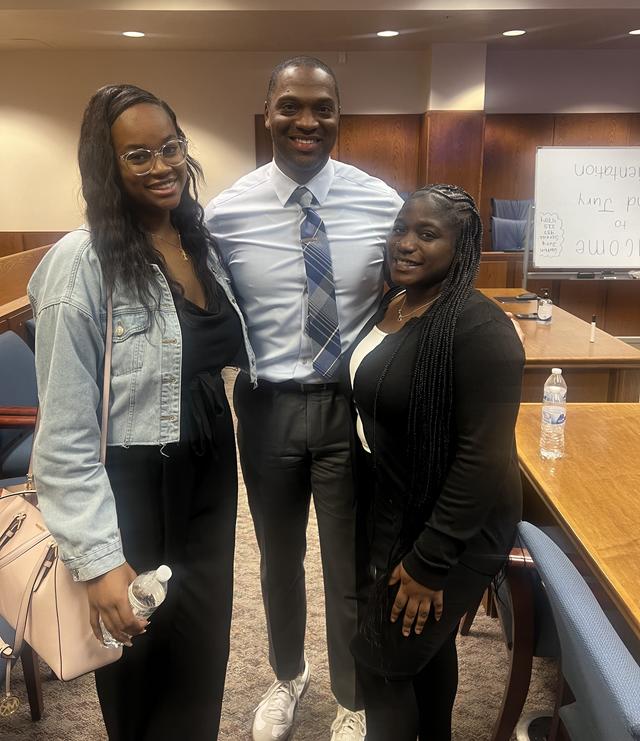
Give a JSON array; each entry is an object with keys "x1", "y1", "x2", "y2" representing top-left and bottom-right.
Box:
[
  {"x1": 429, "y1": 43, "x2": 486, "y2": 111},
  {"x1": 0, "y1": 49, "x2": 430, "y2": 230},
  {"x1": 485, "y1": 49, "x2": 640, "y2": 113}
]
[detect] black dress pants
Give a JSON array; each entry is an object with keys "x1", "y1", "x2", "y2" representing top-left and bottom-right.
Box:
[
  {"x1": 94, "y1": 432, "x2": 237, "y2": 741},
  {"x1": 358, "y1": 629, "x2": 458, "y2": 741},
  {"x1": 234, "y1": 373, "x2": 363, "y2": 710},
  {"x1": 352, "y1": 561, "x2": 494, "y2": 741}
]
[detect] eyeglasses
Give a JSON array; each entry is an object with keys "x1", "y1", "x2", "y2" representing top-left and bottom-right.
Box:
[{"x1": 119, "y1": 138, "x2": 188, "y2": 176}]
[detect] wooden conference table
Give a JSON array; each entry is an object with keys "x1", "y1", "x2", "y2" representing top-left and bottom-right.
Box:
[
  {"x1": 480, "y1": 288, "x2": 640, "y2": 402},
  {"x1": 516, "y1": 403, "x2": 640, "y2": 641}
]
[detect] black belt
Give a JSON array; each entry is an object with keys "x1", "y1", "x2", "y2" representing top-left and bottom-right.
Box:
[{"x1": 258, "y1": 379, "x2": 340, "y2": 393}]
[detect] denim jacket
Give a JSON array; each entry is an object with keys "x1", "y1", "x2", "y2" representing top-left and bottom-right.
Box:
[{"x1": 27, "y1": 228, "x2": 256, "y2": 581}]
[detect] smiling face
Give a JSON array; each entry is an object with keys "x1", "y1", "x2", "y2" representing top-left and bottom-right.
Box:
[
  {"x1": 264, "y1": 65, "x2": 339, "y2": 184},
  {"x1": 386, "y1": 194, "x2": 458, "y2": 296},
  {"x1": 111, "y1": 102, "x2": 188, "y2": 221}
]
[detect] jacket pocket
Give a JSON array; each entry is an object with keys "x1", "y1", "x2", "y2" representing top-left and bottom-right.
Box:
[{"x1": 111, "y1": 310, "x2": 149, "y2": 376}]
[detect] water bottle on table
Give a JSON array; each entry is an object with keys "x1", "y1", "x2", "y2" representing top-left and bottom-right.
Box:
[
  {"x1": 100, "y1": 564, "x2": 172, "y2": 648},
  {"x1": 540, "y1": 368, "x2": 567, "y2": 460},
  {"x1": 537, "y1": 289, "x2": 553, "y2": 323}
]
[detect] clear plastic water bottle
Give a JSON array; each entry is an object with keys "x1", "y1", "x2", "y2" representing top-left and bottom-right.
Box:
[
  {"x1": 537, "y1": 289, "x2": 553, "y2": 323},
  {"x1": 540, "y1": 368, "x2": 567, "y2": 460},
  {"x1": 100, "y1": 565, "x2": 172, "y2": 649}
]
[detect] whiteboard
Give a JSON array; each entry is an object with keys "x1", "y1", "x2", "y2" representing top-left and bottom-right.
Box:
[{"x1": 533, "y1": 147, "x2": 640, "y2": 271}]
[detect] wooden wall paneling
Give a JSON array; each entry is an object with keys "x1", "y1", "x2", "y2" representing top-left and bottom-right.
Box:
[
  {"x1": 479, "y1": 250, "x2": 525, "y2": 288},
  {"x1": 0, "y1": 232, "x2": 66, "y2": 258},
  {"x1": 22, "y1": 232, "x2": 66, "y2": 252},
  {"x1": 0, "y1": 233, "x2": 25, "y2": 258},
  {"x1": 556, "y1": 281, "x2": 608, "y2": 326},
  {"x1": 475, "y1": 260, "x2": 508, "y2": 288},
  {"x1": 425, "y1": 111, "x2": 484, "y2": 204},
  {"x1": 480, "y1": 114, "x2": 555, "y2": 250},
  {"x1": 552, "y1": 113, "x2": 633, "y2": 146},
  {"x1": 601, "y1": 281, "x2": 640, "y2": 337},
  {"x1": 629, "y1": 114, "x2": 640, "y2": 145},
  {"x1": 338, "y1": 115, "x2": 421, "y2": 194},
  {"x1": 416, "y1": 113, "x2": 429, "y2": 188}
]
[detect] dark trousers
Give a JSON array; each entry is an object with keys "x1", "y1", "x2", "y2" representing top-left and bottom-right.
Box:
[
  {"x1": 352, "y1": 560, "x2": 494, "y2": 741},
  {"x1": 94, "y1": 434, "x2": 237, "y2": 741},
  {"x1": 234, "y1": 373, "x2": 362, "y2": 710},
  {"x1": 358, "y1": 629, "x2": 459, "y2": 741}
]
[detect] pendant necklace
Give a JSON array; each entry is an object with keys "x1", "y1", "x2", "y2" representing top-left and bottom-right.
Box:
[
  {"x1": 397, "y1": 292, "x2": 440, "y2": 322},
  {"x1": 151, "y1": 229, "x2": 189, "y2": 262}
]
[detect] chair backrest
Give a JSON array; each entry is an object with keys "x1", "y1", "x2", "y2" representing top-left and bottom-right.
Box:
[
  {"x1": 491, "y1": 198, "x2": 533, "y2": 220},
  {"x1": 490, "y1": 216, "x2": 528, "y2": 251},
  {"x1": 518, "y1": 521, "x2": 640, "y2": 741},
  {"x1": 0, "y1": 331, "x2": 37, "y2": 407},
  {"x1": 0, "y1": 331, "x2": 37, "y2": 474}
]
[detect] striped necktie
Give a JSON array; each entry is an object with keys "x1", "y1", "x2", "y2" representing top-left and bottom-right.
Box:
[{"x1": 291, "y1": 186, "x2": 342, "y2": 378}]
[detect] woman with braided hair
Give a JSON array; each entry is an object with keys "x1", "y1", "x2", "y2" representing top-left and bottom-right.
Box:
[{"x1": 347, "y1": 184, "x2": 525, "y2": 740}]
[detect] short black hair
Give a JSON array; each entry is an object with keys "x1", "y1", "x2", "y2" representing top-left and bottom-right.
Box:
[{"x1": 266, "y1": 56, "x2": 340, "y2": 107}]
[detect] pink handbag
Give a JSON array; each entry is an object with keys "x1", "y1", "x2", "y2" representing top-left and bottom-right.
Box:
[{"x1": 0, "y1": 297, "x2": 121, "y2": 712}]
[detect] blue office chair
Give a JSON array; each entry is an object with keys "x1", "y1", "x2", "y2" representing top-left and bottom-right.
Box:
[
  {"x1": 491, "y1": 198, "x2": 533, "y2": 220},
  {"x1": 490, "y1": 216, "x2": 528, "y2": 251},
  {"x1": 0, "y1": 331, "x2": 37, "y2": 480},
  {"x1": 517, "y1": 521, "x2": 640, "y2": 740}
]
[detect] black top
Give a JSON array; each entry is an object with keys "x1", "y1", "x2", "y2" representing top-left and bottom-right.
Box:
[
  {"x1": 178, "y1": 291, "x2": 243, "y2": 453},
  {"x1": 350, "y1": 288, "x2": 525, "y2": 590}
]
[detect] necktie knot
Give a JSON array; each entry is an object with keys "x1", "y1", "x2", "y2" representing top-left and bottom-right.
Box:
[{"x1": 291, "y1": 186, "x2": 315, "y2": 210}]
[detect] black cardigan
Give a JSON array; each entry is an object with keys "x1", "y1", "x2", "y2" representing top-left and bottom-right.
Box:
[{"x1": 348, "y1": 288, "x2": 525, "y2": 590}]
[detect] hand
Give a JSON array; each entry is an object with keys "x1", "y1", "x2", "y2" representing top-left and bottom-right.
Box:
[
  {"x1": 505, "y1": 312, "x2": 525, "y2": 346},
  {"x1": 389, "y1": 563, "x2": 444, "y2": 637},
  {"x1": 86, "y1": 562, "x2": 148, "y2": 647}
]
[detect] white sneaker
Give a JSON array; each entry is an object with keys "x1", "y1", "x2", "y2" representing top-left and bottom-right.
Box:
[
  {"x1": 330, "y1": 706, "x2": 366, "y2": 741},
  {"x1": 252, "y1": 661, "x2": 310, "y2": 740}
]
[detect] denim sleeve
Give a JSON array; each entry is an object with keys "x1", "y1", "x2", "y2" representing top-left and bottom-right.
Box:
[{"x1": 32, "y1": 300, "x2": 125, "y2": 582}]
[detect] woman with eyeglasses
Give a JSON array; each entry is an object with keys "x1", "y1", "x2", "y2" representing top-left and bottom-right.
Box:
[{"x1": 28, "y1": 84, "x2": 256, "y2": 740}]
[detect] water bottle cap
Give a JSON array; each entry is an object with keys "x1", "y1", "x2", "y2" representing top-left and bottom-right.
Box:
[
  {"x1": 155, "y1": 565, "x2": 172, "y2": 582},
  {"x1": 551, "y1": 367, "x2": 562, "y2": 375}
]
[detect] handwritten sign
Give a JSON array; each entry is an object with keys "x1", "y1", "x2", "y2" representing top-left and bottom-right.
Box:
[{"x1": 533, "y1": 147, "x2": 640, "y2": 270}]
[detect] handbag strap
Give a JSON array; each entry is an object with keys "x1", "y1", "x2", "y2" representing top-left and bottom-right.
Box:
[
  {"x1": 0, "y1": 540, "x2": 55, "y2": 697},
  {"x1": 26, "y1": 295, "x2": 114, "y2": 482}
]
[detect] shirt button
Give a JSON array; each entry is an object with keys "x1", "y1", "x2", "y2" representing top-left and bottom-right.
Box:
[{"x1": 115, "y1": 324, "x2": 124, "y2": 337}]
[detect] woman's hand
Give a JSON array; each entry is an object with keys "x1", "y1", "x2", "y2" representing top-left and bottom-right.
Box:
[
  {"x1": 388, "y1": 563, "x2": 444, "y2": 637},
  {"x1": 86, "y1": 562, "x2": 148, "y2": 647}
]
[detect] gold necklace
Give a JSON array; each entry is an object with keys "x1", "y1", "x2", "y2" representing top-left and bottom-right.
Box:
[
  {"x1": 151, "y1": 230, "x2": 189, "y2": 262},
  {"x1": 397, "y1": 292, "x2": 440, "y2": 322}
]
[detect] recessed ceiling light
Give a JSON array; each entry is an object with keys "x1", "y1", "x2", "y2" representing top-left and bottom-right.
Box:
[
  {"x1": 122, "y1": 31, "x2": 145, "y2": 38},
  {"x1": 377, "y1": 30, "x2": 399, "y2": 38},
  {"x1": 502, "y1": 29, "x2": 526, "y2": 37},
  {"x1": 629, "y1": 29, "x2": 640, "y2": 35}
]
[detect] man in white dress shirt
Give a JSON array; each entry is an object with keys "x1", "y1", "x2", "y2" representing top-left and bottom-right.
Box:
[{"x1": 206, "y1": 56, "x2": 403, "y2": 741}]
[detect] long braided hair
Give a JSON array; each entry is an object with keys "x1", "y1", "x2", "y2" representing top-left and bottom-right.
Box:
[
  {"x1": 364, "y1": 183, "x2": 483, "y2": 640},
  {"x1": 78, "y1": 84, "x2": 218, "y2": 310}
]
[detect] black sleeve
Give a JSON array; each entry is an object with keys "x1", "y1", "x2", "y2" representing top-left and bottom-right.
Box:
[{"x1": 402, "y1": 315, "x2": 525, "y2": 590}]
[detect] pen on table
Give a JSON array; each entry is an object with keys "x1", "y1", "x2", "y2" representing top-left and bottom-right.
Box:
[{"x1": 590, "y1": 315, "x2": 596, "y2": 343}]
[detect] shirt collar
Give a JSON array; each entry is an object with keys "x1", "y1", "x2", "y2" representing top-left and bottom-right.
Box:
[{"x1": 270, "y1": 158, "x2": 335, "y2": 207}]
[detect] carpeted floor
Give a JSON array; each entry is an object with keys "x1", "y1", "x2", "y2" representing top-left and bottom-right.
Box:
[{"x1": 2, "y1": 372, "x2": 556, "y2": 740}]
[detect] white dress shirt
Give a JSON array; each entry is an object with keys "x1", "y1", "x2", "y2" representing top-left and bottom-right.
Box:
[{"x1": 205, "y1": 159, "x2": 404, "y2": 383}]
